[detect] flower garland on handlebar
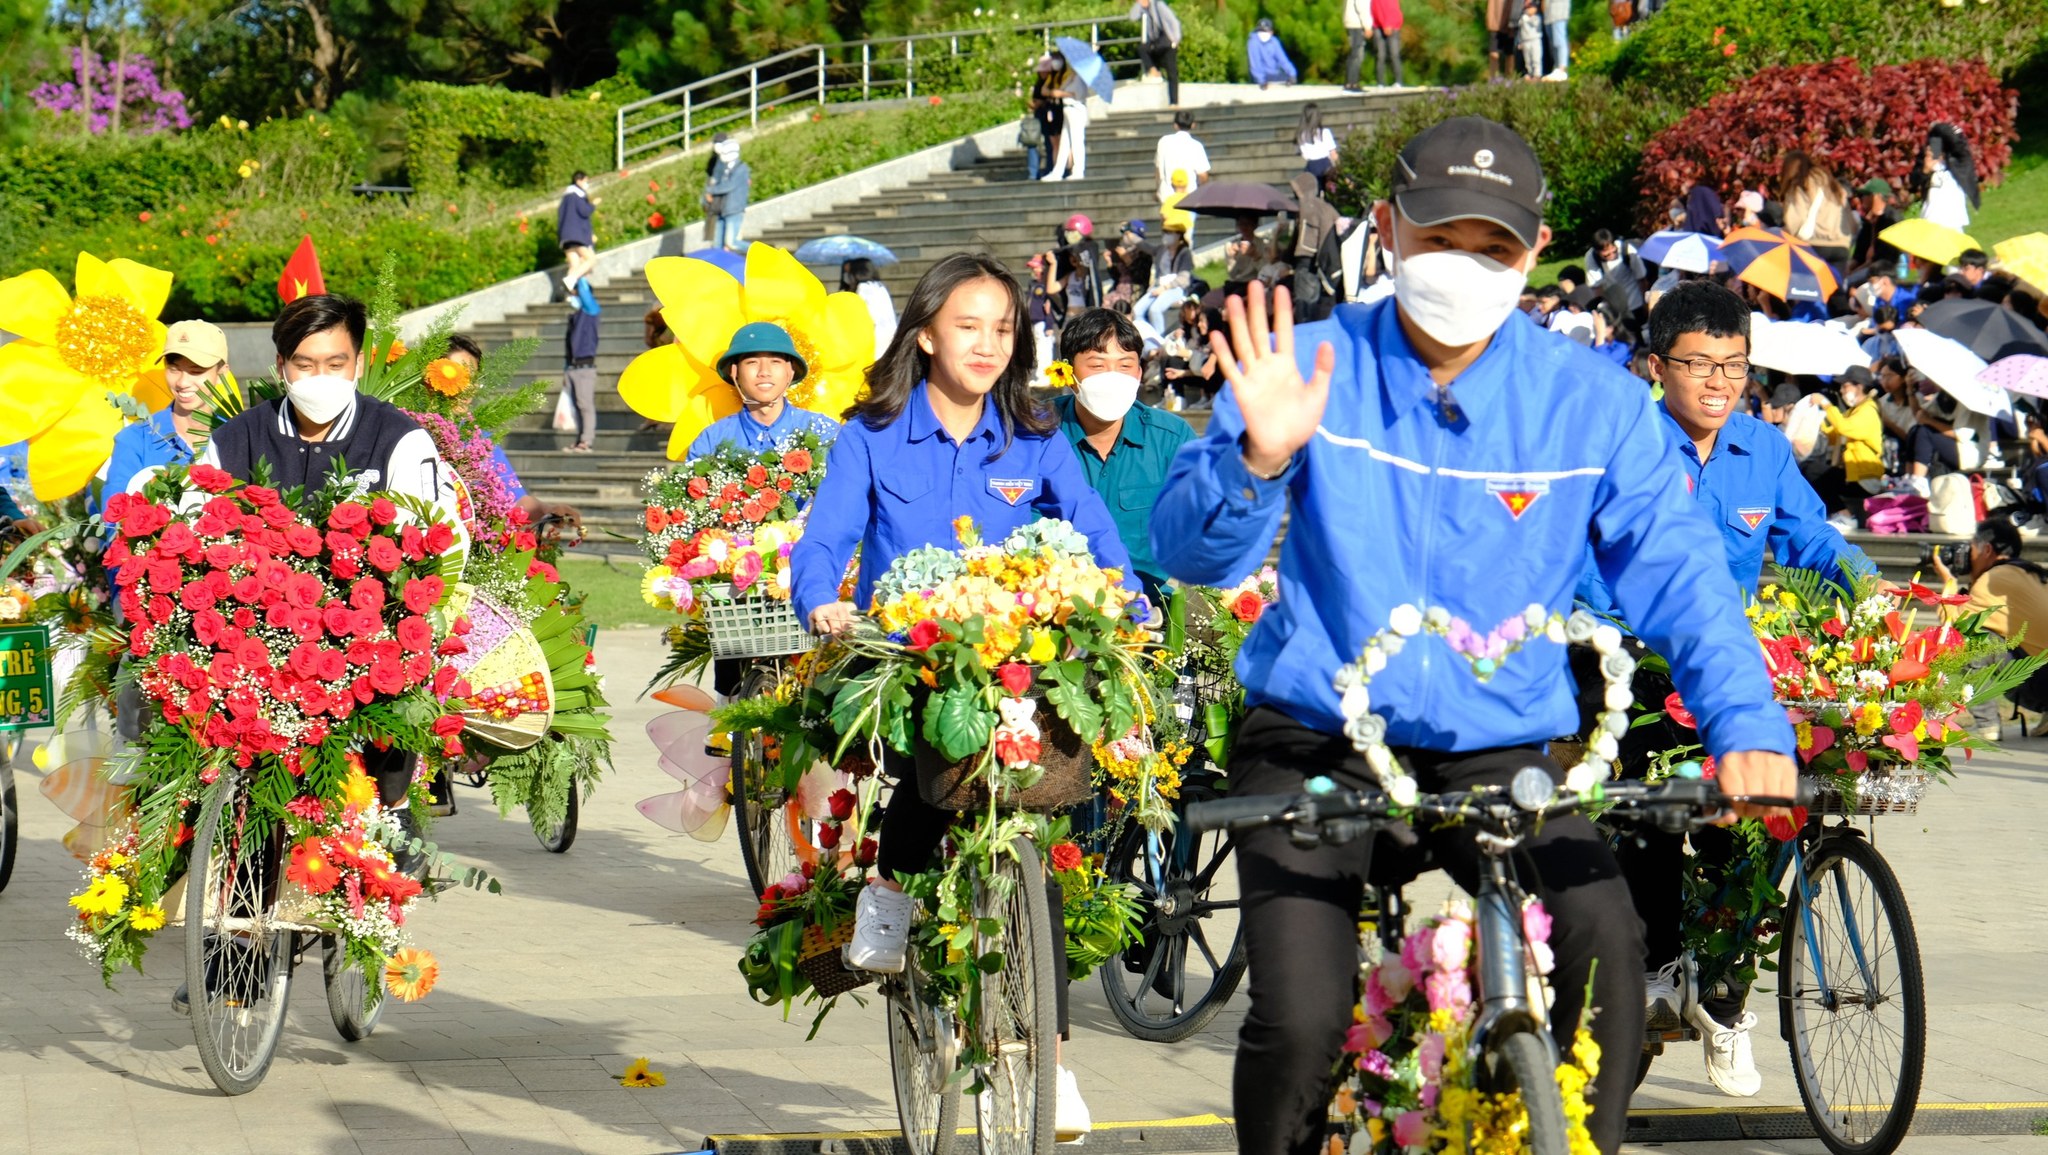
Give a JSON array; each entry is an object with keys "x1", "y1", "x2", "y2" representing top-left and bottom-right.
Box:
[{"x1": 63, "y1": 462, "x2": 488, "y2": 997}]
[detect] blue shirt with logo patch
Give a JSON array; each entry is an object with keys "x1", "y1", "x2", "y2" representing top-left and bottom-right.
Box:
[
  {"x1": 1150, "y1": 297, "x2": 1794, "y2": 760},
  {"x1": 791, "y1": 381, "x2": 1137, "y2": 618},
  {"x1": 1575, "y1": 404, "x2": 1874, "y2": 622},
  {"x1": 686, "y1": 403, "x2": 841, "y2": 462}
]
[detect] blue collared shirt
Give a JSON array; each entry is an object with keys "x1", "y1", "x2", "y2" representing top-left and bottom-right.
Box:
[
  {"x1": 686, "y1": 404, "x2": 841, "y2": 462},
  {"x1": 0, "y1": 440, "x2": 27, "y2": 521},
  {"x1": 1577, "y1": 406, "x2": 1875, "y2": 619},
  {"x1": 1150, "y1": 298, "x2": 1794, "y2": 759},
  {"x1": 97, "y1": 407, "x2": 195, "y2": 516},
  {"x1": 792, "y1": 382, "x2": 1137, "y2": 617}
]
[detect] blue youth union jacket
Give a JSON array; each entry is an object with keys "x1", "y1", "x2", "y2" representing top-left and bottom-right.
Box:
[
  {"x1": 1150, "y1": 298, "x2": 1793, "y2": 759},
  {"x1": 1576, "y1": 405, "x2": 1875, "y2": 622}
]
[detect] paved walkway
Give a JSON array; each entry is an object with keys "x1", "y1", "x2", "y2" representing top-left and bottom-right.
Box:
[{"x1": 2, "y1": 628, "x2": 2044, "y2": 1154}]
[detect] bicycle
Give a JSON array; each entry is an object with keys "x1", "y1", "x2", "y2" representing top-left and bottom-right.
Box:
[
  {"x1": 179, "y1": 768, "x2": 394, "y2": 1093},
  {"x1": 1633, "y1": 794, "x2": 1925, "y2": 1155},
  {"x1": 1188, "y1": 771, "x2": 1813, "y2": 1155},
  {"x1": 0, "y1": 734, "x2": 17, "y2": 894},
  {"x1": 884, "y1": 830, "x2": 1062, "y2": 1155}
]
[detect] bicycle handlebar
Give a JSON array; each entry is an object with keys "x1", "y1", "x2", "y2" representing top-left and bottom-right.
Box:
[{"x1": 1185, "y1": 776, "x2": 1819, "y2": 838}]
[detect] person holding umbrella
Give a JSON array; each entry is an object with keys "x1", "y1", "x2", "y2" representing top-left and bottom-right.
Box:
[
  {"x1": 1040, "y1": 49, "x2": 1091, "y2": 182},
  {"x1": 1917, "y1": 123, "x2": 1979, "y2": 233}
]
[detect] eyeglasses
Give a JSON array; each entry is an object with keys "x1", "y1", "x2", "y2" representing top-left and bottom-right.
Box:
[{"x1": 1659, "y1": 355, "x2": 1751, "y2": 380}]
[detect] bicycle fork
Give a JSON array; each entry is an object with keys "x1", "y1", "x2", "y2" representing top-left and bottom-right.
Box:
[{"x1": 1467, "y1": 858, "x2": 1560, "y2": 1068}]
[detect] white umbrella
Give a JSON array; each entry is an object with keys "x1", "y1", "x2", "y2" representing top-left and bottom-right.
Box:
[
  {"x1": 1895, "y1": 326, "x2": 2009, "y2": 416},
  {"x1": 1747, "y1": 315, "x2": 1871, "y2": 376},
  {"x1": 1638, "y1": 230, "x2": 1721, "y2": 274}
]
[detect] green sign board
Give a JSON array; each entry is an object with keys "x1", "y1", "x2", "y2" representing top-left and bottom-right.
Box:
[{"x1": 0, "y1": 623, "x2": 53, "y2": 732}]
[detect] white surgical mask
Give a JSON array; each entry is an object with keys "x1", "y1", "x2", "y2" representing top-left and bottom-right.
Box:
[
  {"x1": 1256, "y1": 30, "x2": 1273, "y2": 41},
  {"x1": 1389, "y1": 231, "x2": 1531, "y2": 348},
  {"x1": 285, "y1": 373, "x2": 358, "y2": 424},
  {"x1": 1074, "y1": 371, "x2": 1140, "y2": 423}
]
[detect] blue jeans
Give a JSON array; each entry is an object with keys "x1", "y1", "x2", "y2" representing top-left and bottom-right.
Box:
[
  {"x1": 1136, "y1": 286, "x2": 1185, "y2": 335},
  {"x1": 714, "y1": 211, "x2": 746, "y2": 250},
  {"x1": 1026, "y1": 145, "x2": 1042, "y2": 180},
  {"x1": 1544, "y1": 20, "x2": 1569, "y2": 73}
]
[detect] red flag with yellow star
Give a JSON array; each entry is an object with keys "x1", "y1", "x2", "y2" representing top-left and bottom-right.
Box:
[{"x1": 277, "y1": 235, "x2": 326, "y2": 303}]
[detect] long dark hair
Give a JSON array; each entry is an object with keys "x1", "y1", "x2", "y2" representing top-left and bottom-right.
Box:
[
  {"x1": 1296, "y1": 103, "x2": 1323, "y2": 146},
  {"x1": 846, "y1": 252, "x2": 1053, "y2": 452}
]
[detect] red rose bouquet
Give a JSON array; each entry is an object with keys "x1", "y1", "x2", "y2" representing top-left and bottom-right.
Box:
[{"x1": 66, "y1": 461, "x2": 474, "y2": 990}]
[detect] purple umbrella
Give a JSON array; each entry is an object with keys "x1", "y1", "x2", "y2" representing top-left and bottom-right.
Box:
[{"x1": 1978, "y1": 354, "x2": 2048, "y2": 401}]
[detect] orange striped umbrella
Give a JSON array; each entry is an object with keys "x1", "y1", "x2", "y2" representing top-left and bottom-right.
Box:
[{"x1": 1718, "y1": 226, "x2": 1842, "y2": 303}]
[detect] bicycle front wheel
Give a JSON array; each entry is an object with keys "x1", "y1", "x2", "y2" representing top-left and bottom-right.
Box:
[
  {"x1": 185, "y1": 786, "x2": 296, "y2": 1095},
  {"x1": 1482, "y1": 1031, "x2": 1569, "y2": 1155},
  {"x1": 1098, "y1": 807, "x2": 1245, "y2": 1042},
  {"x1": 531, "y1": 777, "x2": 579, "y2": 853},
  {"x1": 888, "y1": 957, "x2": 962, "y2": 1155},
  {"x1": 975, "y1": 837, "x2": 1059, "y2": 1155},
  {"x1": 733, "y1": 665, "x2": 799, "y2": 897},
  {"x1": 324, "y1": 936, "x2": 385, "y2": 1042},
  {"x1": 0, "y1": 760, "x2": 17, "y2": 894},
  {"x1": 1780, "y1": 833, "x2": 1925, "y2": 1155}
]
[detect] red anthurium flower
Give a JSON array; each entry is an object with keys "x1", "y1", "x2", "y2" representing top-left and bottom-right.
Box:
[
  {"x1": 1664, "y1": 693, "x2": 1697, "y2": 729},
  {"x1": 1798, "y1": 725, "x2": 1835, "y2": 762},
  {"x1": 1763, "y1": 807, "x2": 1808, "y2": 842},
  {"x1": 1820, "y1": 616, "x2": 1846, "y2": 638},
  {"x1": 1881, "y1": 732, "x2": 1919, "y2": 761},
  {"x1": 1887, "y1": 656, "x2": 1930, "y2": 685}
]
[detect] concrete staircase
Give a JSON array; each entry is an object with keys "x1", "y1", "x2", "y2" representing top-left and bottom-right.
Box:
[{"x1": 468, "y1": 88, "x2": 1420, "y2": 549}]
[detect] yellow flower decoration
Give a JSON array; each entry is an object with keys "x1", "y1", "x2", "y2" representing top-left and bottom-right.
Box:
[
  {"x1": 70, "y1": 874, "x2": 129, "y2": 917},
  {"x1": 619, "y1": 1057, "x2": 667, "y2": 1087},
  {"x1": 0, "y1": 252, "x2": 173, "y2": 500},
  {"x1": 340, "y1": 763, "x2": 379, "y2": 812},
  {"x1": 384, "y1": 946, "x2": 440, "y2": 1002},
  {"x1": 423, "y1": 357, "x2": 472, "y2": 398},
  {"x1": 132, "y1": 367, "x2": 242, "y2": 416},
  {"x1": 1044, "y1": 360, "x2": 1077, "y2": 389},
  {"x1": 129, "y1": 903, "x2": 167, "y2": 932},
  {"x1": 619, "y1": 243, "x2": 876, "y2": 460}
]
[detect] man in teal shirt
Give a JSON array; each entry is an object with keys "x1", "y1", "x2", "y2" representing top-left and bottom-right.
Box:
[{"x1": 1050, "y1": 308, "x2": 1195, "y2": 601}]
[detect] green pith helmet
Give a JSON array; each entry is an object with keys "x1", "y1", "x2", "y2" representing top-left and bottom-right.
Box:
[{"x1": 718, "y1": 321, "x2": 808, "y2": 384}]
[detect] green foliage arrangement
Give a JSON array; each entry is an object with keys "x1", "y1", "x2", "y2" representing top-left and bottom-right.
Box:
[
  {"x1": 1328, "y1": 77, "x2": 1684, "y2": 250},
  {"x1": 401, "y1": 82, "x2": 614, "y2": 193},
  {"x1": 1587, "y1": 0, "x2": 2048, "y2": 101}
]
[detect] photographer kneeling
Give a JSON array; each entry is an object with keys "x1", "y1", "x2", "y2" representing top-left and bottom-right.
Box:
[{"x1": 1930, "y1": 518, "x2": 2048, "y2": 736}]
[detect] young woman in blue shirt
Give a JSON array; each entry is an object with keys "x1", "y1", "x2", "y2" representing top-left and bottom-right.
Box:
[{"x1": 790, "y1": 252, "x2": 1135, "y2": 1141}]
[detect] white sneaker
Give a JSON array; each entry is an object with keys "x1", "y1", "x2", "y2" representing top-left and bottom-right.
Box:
[
  {"x1": 1644, "y1": 959, "x2": 1682, "y2": 1027},
  {"x1": 843, "y1": 884, "x2": 914, "y2": 974},
  {"x1": 1690, "y1": 1004, "x2": 1763, "y2": 1097},
  {"x1": 1056, "y1": 1065, "x2": 1092, "y2": 1144}
]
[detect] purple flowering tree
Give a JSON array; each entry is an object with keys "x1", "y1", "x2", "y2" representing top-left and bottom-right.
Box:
[{"x1": 31, "y1": 48, "x2": 192, "y2": 136}]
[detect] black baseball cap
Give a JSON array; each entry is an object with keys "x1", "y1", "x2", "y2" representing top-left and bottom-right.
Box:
[{"x1": 1390, "y1": 116, "x2": 1548, "y2": 248}]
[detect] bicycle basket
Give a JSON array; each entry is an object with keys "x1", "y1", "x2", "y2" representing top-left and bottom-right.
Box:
[
  {"x1": 701, "y1": 591, "x2": 818, "y2": 659},
  {"x1": 796, "y1": 921, "x2": 874, "y2": 998},
  {"x1": 1812, "y1": 768, "x2": 1926, "y2": 816},
  {"x1": 913, "y1": 695, "x2": 1095, "y2": 812}
]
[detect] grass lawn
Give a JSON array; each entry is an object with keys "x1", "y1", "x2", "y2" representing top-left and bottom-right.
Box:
[
  {"x1": 557, "y1": 553, "x2": 676, "y2": 631},
  {"x1": 1963, "y1": 115, "x2": 2048, "y2": 251}
]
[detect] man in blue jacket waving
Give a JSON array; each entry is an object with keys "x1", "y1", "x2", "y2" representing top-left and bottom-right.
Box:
[{"x1": 1150, "y1": 117, "x2": 1797, "y2": 1155}]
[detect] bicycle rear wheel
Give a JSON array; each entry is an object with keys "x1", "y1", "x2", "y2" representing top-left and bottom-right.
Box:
[
  {"x1": 185, "y1": 785, "x2": 296, "y2": 1095},
  {"x1": 0, "y1": 760, "x2": 17, "y2": 894},
  {"x1": 975, "y1": 837, "x2": 1059, "y2": 1155},
  {"x1": 888, "y1": 959, "x2": 962, "y2": 1155},
  {"x1": 1481, "y1": 1031, "x2": 1569, "y2": 1155},
  {"x1": 1098, "y1": 801, "x2": 1245, "y2": 1042},
  {"x1": 1780, "y1": 833, "x2": 1925, "y2": 1155},
  {"x1": 324, "y1": 936, "x2": 385, "y2": 1042},
  {"x1": 733, "y1": 665, "x2": 800, "y2": 897}
]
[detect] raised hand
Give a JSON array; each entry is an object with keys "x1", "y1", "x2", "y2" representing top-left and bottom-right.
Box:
[{"x1": 1208, "y1": 282, "x2": 1335, "y2": 475}]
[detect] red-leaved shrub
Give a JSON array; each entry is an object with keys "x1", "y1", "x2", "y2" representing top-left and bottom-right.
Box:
[{"x1": 1636, "y1": 57, "x2": 2018, "y2": 236}]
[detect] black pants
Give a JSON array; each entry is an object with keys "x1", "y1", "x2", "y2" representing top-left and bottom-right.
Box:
[
  {"x1": 1373, "y1": 29, "x2": 1405, "y2": 86},
  {"x1": 1229, "y1": 708, "x2": 1643, "y2": 1155},
  {"x1": 1904, "y1": 423, "x2": 1960, "y2": 472},
  {"x1": 1576, "y1": 648, "x2": 1748, "y2": 1026},
  {"x1": 362, "y1": 743, "x2": 414, "y2": 810},
  {"x1": 1139, "y1": 42, "x2": 1180, "y2": 105}
]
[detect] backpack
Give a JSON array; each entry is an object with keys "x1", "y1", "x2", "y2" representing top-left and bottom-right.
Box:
[{"x1": 1018, "y1": 115, "x2": 1044, "y2": 151}]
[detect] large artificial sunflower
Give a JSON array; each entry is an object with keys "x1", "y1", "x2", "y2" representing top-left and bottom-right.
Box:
[
  {"x1": 620, "y1": 243, "x2": 876, "y2": 460},
  {"x1": 0, "y1": 253, "x2": 173, "y2": 501}
]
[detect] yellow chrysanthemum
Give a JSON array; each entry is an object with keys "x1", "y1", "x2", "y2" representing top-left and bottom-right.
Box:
[
  {"x1": 128, "y1": 903, "x2": 167, "y2": 932},
  {"x1": 340, "y1": 764, "x2": 379, "y2": 812},
  {"x1": 0, "y1": 252, "x2": 173, "y2": 500},
  {"x1": 70, "y1": 874, "x2": 129, "y2": 917},
  {"x1": 620, "y1": 244, "x2": 876, "y2": 460},
  {"x1": 619, "y1": 1057, "x2": 667, "y2": 1088}
]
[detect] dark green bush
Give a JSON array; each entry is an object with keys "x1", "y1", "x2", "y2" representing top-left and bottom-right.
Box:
[
  {"x1": 1587, "y1": 0, "x2": 2048, "y2": 101},
  {"x1": 400, "y1": 82, "x2": 615, "y2": 193},
  {"x1": 1327, "y1": 77, "x2": 1684, "y2": 250}
]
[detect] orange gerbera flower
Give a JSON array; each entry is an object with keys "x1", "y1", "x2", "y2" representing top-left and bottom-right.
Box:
[
  {"x1": 286, "y1": 839, "x2": 341, "y2": 894},
  {"x1": 384, "y1": 947, "x2": 440, "y2": 1001},
  {"x1": 385, "y1": 338, "x2": 408, "y2": 364},
  {"x1": 423, "y1": 357, "x2": 470, "y2": 397}
]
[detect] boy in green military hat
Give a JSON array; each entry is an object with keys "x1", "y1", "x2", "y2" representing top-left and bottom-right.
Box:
[{"x1": 685, "y1": 321, "x2": 841, "y2": 461}]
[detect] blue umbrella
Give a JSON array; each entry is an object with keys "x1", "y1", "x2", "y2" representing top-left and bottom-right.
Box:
[
  {"x1": 683, "y1": 246, "x2": 746, "y2": 281},
  {"x1": 1052, "y1": 37, "x2": 1114, "y2": 103},
  {"x1": 792, "y1": 235, "x2": 899, "y2": 266},
  {"x1": 1637, "y1": 230, "x2": 1721, "y2": 274}
]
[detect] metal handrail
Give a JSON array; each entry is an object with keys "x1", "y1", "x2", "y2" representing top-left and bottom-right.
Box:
[{"x1": 614, "y1": 15, "x2": 1145, "y2": 168}]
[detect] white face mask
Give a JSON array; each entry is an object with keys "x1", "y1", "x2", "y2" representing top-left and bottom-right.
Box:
[
  {"x1": 1388, "y1": 229, "x2": 1531, "y2": 348},
  {"x1": 1256, "y1": 30, "x2": 1273, "y2": 41},
  {"x1": 1074, "y1": 371, "x2": 1140, "y2": 423},
  {"x1": 285, "y1": 373, "x2": 358, "y2": 424}
]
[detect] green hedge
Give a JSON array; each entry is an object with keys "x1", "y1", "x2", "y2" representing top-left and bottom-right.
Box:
[
  {"x1": 400, "y1": 81, "x2": 614, "y2": 193},
  {"x1": 1327, "y1": 78, "x2": 1684, "y2": 251},
  {"x1": 1587, "y1": 0, "x2": 2048, "y2": 101}
]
